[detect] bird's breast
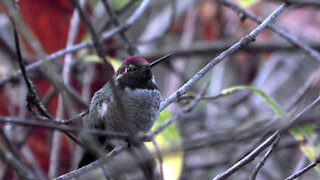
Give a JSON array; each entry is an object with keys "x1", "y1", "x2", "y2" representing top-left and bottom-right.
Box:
[{"x1": 106, "y1": 87, "x2": 161, "y2": 133}]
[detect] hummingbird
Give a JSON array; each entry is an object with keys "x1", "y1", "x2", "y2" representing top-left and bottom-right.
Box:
[{"x1": 78, "y1": 55, "x2": 170, "y2": 178}]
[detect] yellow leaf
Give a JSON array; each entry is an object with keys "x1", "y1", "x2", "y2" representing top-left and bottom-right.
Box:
[
  {"x1": 301, "y1": 145, "x2": 316, "y2": 161},
  {"x1": 145, "y1": 110, "x2": 183, "y2": 180}
]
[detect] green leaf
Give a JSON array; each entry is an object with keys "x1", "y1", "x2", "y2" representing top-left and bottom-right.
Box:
[
  {"x1": 290, "y1": 124, "x2": 315, "y2": 138},
  {"x1": 222, "y1": 85, "x2": 288, "y2": 120},
  {"x1": 237, "y1": 0, "x2": 260, "y2": 7},
  {"x1": 290, "y1": 124, "x2": 319, "y2": 171},
  {"x1": 111, "y1": 0, "x2": 131, "y2": 9}
]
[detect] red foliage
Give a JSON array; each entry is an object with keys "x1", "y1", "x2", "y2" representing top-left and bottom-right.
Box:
[
  {"x1": 0, "y1": 0, "x2": 88, "y2": 176},
  {"x1": 19, "y1": 0, "x2": 84, "y2": 174},
  {"x1": 26, "y1": 129, "x2": 50, "y2": 172},
  {"x1": 19, "y1": 0, "x2": 86, "y2": 53}
]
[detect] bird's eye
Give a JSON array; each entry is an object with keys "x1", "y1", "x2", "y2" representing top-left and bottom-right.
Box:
[{"x1": 125, "y1": 66, "x2": 136, "y2": 72}]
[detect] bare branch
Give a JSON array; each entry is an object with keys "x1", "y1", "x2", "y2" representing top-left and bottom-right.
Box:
[
  {"x1": 67, "y1": 5, "x2": 156, "y2": 179},
  {"x1": 284, "y1": 156, "x2": 320, "y2": 180},
  {"x1": 151, "y1": 82, "x2": 209, "y2": 137},
  {"x1": 280, "y1": 96, "x2": 320, "y2": 134},
  {"x1": 54, "y1": 143, "x2": 128, "y2": 180},
  {"x1": 141, "y1": 41, "x2": 320, "y2": 59},
  {"x1": 212, "y1": 94, "x2": 320, "y2": 179},
  {"x1": 0, "y1": 127, "x2": 23, "y2": 163},
  {"x1": 101, "y1": 0, "x2": 135, "y2": 55},
  {"x1": 0, "y1": 0, "x2": 151, "y2": 89},
  {"x1": 213, "y1": 131, "x2": 280, "y2": 180},
  {"x1": 49, "y1": 0, "x2": 86, "y2": 177},
  {"x1": 218, "y1": 0, "x2": 320, "y2": 64},
  {"x1": 0, "y1": 116, "x2": 129, "y2": 139},
  {"x1": 152, "y1": 133, "x2": 164, "y2": 180},
  {"x1": 160, "y1": 3, "x2": 289, "y2": 111},
  {"x1": 10, "y1": 17, "x2": 53, "y2": 119},
  {"x1": 9, "y1": 6, "x2": 86, "y2": 148},
  {"x1": 270, "y1": 0, "x2": 320, "y2": 6},
  {"x1": 0, "y1": 142, "x2": 37, "y2": 180},
  {"x1": 250, "y1": 134, "x2": 280, "y2": 180}
]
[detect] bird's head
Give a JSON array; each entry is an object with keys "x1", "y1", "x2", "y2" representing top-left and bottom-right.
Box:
[
  {"x1": 116, "y1": 56, "x2": 151, "y2": 82},
  {"x1": 115, "y1": 55, "x2": 171, "y2": 90}
]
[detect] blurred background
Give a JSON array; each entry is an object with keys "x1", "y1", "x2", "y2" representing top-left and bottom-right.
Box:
[{"x1": 0, "y1": 0, "x2": 319, "y2": 179}]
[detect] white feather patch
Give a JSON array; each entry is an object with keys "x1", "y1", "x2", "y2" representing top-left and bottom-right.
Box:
[
  {"x1": 124, "y1": 87, "x2": 158, "y2": 98},
  {"x1": 151, "y1": 76, "x2": 156, "y2": 84},
  {"x1": 98, "y1": 102, "x2": 108, "y2": 118}
]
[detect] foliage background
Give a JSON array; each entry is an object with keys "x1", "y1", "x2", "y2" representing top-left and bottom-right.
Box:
[{"x1": 0, "y1": 0, "x2": 319, "y2": 179}]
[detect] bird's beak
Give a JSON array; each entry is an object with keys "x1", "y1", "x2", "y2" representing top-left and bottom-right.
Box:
[{"x1": 148, "y1": 54, "x2": 172, "y2": 68}]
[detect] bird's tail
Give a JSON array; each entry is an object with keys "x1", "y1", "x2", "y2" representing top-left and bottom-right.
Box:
[
  {"x1": 137, "y1": 157, "x2": 157, "y2": 180},
  {"x1": 78, "y1": 142, "x2": 158, "y2": 179},
  {"x1": 78, "y1": 150, "x2": 98, "y2": 168},
  {"x1": 129, "y1": 141, "x2": 158, "y2": 180}
]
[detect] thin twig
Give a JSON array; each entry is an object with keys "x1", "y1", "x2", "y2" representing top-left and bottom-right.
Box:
[
  {"x1": 71, "y1": 67, "x2": 93, "y2": 169},
  {"x1": 270, "y1": 0, "x2": 320, "y2": 6},
  {"x1": 160, "y1": 3, "x2": 289, "y2": 111},
  {"x1": 98, "y1": 0, "x2": 139, "y2": 34},
  {"x1": 0, "y1": 128, "x2": 23, "y2": 163},
  {"x1": 0, "y1": 41, "x2": 91, "y2": 87},
  {"x1": 10, "y1": 15, "x2": 85, "y2": 147},
  {"x1": 0, "y1": 116, "x2": 129, "y2": 139},
  {"x1": 68, "y1": 0, "x2": 124, "y2": 126},
  {"x1": 0, "y1": 142, "x2": 36, "y2": 180},
  {"x1": 2, "y1": 0, "x2": 310, "y2": 88},
  {"x1": 7, "y1": 0, "x2": 89, "y2": 120},
  {"x1": 21, "y1": 146, "x2": 47, "y2": 180},
  {"x1": 218, "y1": 0, "x2": 320, "y2": 64},
  {"x1": 36, "y1": 110, "x2": 88, "y2": 124},
  {"x1": 280, "y1": 96, "x2": 320, "y2": 134},
  {"x1": 68, "y1": 1, "x2": 139, "y2": 172},
  {"x1": 101, "y1": 0, "x2": 135, "y2": 55},
  {"x1": 2, "y1": 0, "x2": 45, "y2": 56},
  {"x1": 291, "y1": 154, "x2": 308, "y2": 180},
  {"x1": 55, "y1": 110, "x2": 88, "y2": 124},
  {"x1": 213, "y1": 131, "x2": 280, "y2": 180},
  {"x1": 69, "y1": 2, "x2": 157, "y2": 179},
  {"x1": 136, "y1": 0, "x2": 176, "y2": 44},
  {"x1": 68, "y1": 1, "x2": 151, "y2": 130},
  {"x1": 250, "y1": 134, "x2": 280, "y2": 180},
  {"x1": 49, "y1": 0, "x2": 86, "y2": 177},
  {"x1": 141, "y1": 41, "x2": 320, "y2": 59},
  {"x1": 284, "y1": 156, "x2": 320, "y2": 180},
  {"x1": 151, "y1": 82, "x2": 209, "y2": 137},
  {"x1": 212, "y1": 95, "x2": 320, "y2": 179},
  {"x1": 0, "y1": 0, "x2": 150, "y2": 90},
  {"x1": 177, "y1": 93, "x2": 227, "y2": 102},
  {"x1": 54, "y1": 143, "x2": 128, "y2": 180},
  {"x1": 180, "y1": 97, "x2": 320, "y2": 157},
  {"x1": 284, "y1": 70, "x2": 320, "y2": 112},
  {"x1": 48, "y1": 131, "x2": 62, "y2": 178},
  {"x1": 151, "y1": 136, "x2": 164, "y2": 180},
  {"x1": 162, "y1": 6, "x2": 197, "y2": 113},
  {"x1": 48, "y1": 0, "x2": 86, "y2": 176},
  {"x1": 68, "y1": 0, "x2": 107, "y2": 58},
  {"x1": 10, "y1": 18, "x2": 53, "y2": 119}
]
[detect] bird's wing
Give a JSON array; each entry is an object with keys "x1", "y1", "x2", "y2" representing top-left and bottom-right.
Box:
[{"x1": 88, "y1": 82, "x2": 113, "y2": 129}]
